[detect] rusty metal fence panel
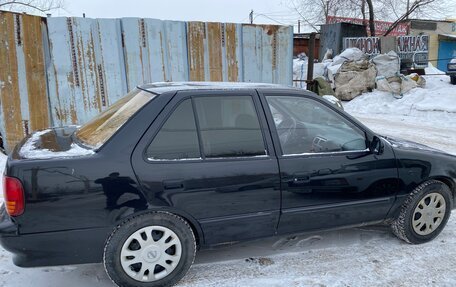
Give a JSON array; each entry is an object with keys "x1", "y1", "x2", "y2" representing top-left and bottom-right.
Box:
[
  {"x1": 122, "y1": 18, "x2": 188, "y2": 90},
  {"x1": 0, "y1": 11, "x2": 293, "y2": 152},
  {"x1": 46, "y1": 17, "x2": 127, "y2": 126},
  {"x1": 187, "y1": 22, "x2": 244, "y2": 82},
  {"x1": 242, "y1": 24, "x2": 293, "y2": 84},
  {"x1": 0, "y1": 12, "x2": 50, "y2": 150}
]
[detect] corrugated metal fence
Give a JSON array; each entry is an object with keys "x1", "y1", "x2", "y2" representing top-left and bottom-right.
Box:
[{"x1": 0, "y1": 11, "x2": 293, "y2": 152}]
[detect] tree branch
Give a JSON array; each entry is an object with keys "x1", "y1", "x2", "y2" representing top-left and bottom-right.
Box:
[
  {"x1": 0, "y1": 0, "x2": 62, "y2": 13},
  {"x1": 383, "y1": 0, "x2": 436, "y2": 36}
]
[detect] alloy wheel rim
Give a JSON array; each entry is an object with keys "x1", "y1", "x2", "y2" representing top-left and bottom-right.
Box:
[
  {"x1": 412, "y1": 192, "x2": 446, "y2": 236},
  {"x1": 120, "y1": 226, "x2": 182, "y2": 282}
]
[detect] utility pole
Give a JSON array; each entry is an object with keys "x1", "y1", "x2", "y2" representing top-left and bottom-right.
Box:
[
  {"x1": 249, "y1": 10, "x2": 254, "y2": 24},
  {"x1": 298, "y1": 20, "x2": 301, "y2": 33},
  {"x1": 306, "y1": 32, "x2": 316, "y2": 92},
  {"x1": 406, "y1": 0, "x2": 410, "y2": 20},
  {"x1": 325, "y1": 0, "x2": 330, "y2": 23}
]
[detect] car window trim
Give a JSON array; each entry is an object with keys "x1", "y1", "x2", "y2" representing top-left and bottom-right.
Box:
[
  {"x1": 190, "y1": 95, "x2": 207, "y2": 160},
  {"x1": 147, "y1": 154, "x2": 271, "y2": 163},
  {"x1": 281, "y1": 148, "x2": 370, "y2": 158},
  {"x1": 144, "y1": 97, "x2": 203, "y2": 162},
  {"x1": 144, "y1": 91, "x2": 272, "y2": 163},
  {"x1": 191, "y1": 93, "x2": 269, "y2": 159}
]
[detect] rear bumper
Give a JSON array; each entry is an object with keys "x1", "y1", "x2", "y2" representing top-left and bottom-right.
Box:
[{"x1": 0, "y1": 205, "x2": 112, "y2": 267}]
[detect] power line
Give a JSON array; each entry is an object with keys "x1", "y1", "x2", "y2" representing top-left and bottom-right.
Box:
[{"x1": 254, "y1": 14, "x2": 287, "y2": 25}]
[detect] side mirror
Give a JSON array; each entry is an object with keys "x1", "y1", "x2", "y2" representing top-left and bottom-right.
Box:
[{"x1": 369, "y1": 136, "x2": 383, "y2": 155}]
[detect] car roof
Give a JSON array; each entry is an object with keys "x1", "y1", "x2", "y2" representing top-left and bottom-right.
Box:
[{"x1": 139, "y1": 81, "x2": 296, "y2": 94}]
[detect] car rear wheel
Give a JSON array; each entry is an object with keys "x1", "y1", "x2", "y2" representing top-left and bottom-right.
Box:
[
  {"x1": 391, "y1": 180, "x2": 452, "y2": 244},
  {"x1": 103, "y1": 212, "x2": 196, "y2": 287}
]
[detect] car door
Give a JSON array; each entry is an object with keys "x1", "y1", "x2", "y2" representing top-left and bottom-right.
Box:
[
  {"x1": 131, "y1": 90, "x2": 281, "y2": 245},
  {"x1": 259, "y1": 90, "x2": 400, "y2": 234}
]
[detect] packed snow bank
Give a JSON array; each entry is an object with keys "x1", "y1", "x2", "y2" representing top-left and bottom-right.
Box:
[{"x1": 344, "y1": 70, "x2": 456, "y2": 128}]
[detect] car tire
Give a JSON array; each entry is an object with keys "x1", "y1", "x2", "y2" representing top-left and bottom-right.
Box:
[
  {"x1": 103, "y1": 212, "x2": 196, "y2": 287},
  {"x1": 451, "y1": 76, "x2": 456, "y2": 85},
  {"x1": 391, "y1": 180, "x2": 452, "y2": 244}
]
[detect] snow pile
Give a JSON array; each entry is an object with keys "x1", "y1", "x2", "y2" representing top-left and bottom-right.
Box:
[
  {"x1": 344, "y1": 68, "x2": 456, "y2": 128},
  {"x1": 19, "y1": 130, "x2": 94, "y2": 159},
  {"x1": 425, "y1": 63, "x2": 446, "y2": 75},
  {"x1": 331, "y1": 47, "x2": 366, "y2": 66}
]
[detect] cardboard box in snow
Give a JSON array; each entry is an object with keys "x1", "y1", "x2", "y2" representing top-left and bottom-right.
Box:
[{"x1": 334, "y1": 59, "x2": 376, "y2": 100}]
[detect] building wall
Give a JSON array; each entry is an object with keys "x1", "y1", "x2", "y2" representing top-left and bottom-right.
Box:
[
  {"x1": 319, "y1": 23, "x2": 367, "y2": 60},
  {"x1": 293, "y1": 36, "x2": 320, "y2": 59},
  {"x1": 409, "y1": 20, "x2": 456, "y2": 67}
]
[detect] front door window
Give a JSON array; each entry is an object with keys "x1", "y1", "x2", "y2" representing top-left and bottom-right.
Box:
[{"x1": 266, "y1": 96, "x2": 367, "y2": 155}]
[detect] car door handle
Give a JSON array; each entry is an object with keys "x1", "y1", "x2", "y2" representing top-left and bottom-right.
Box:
[
  {"x1": 318, "y1": 168, "x2": 332, "y2": 176},
  {"x1": 290, "y1": 174, "x2": 311, "y2": 185},
  {"x1": 163, "y1": 180, "x2": 184, "y2": 190}
]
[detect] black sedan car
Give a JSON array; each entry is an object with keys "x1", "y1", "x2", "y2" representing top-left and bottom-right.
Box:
[{"x1": 1, "y1": 82, "x2": 455, "y2": 287}]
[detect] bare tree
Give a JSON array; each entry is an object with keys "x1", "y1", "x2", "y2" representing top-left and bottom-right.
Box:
[
  {"x1": 0, "y1": 0, "x2": 64, "y2": 15},
  {"x1": 376, "y1": 0, "x2": 455, "y2": 22},
  {"x1": 290, "y1": 0, "x2": 454, "y2": 35},
  {"x1": 366, "y1": 0, "x2": 375, "y2": 36},
  {"x1": 289, "y1": 0, "x2": 362, "y2": 32},
  {"x1": 382, "y1": 0, "x2": 447, "y2": 36}
]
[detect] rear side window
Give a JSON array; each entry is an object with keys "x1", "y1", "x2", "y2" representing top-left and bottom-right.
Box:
[
  {"x1": 194, "y1": 96, "x2": 266, "y2": 158},
  {"x1": 146, "y1": 99, "x2": 200, "y2": 160}
]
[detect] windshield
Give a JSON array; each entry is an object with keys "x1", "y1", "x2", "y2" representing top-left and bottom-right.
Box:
[{"x1": 75, "y1": 89, "x2": 156, "y2": 148}]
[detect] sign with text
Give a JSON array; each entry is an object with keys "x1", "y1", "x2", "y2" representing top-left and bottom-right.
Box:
[
  {"x1": 342, "y1": 35, "x2": 429, "y2": 67},
  {"x1": 396, "y1": 35, "x2": 429, "y2": 67},
  {"x1": 343, "y1": 37, "x2": 380, "y2": 55},
  {"x1": 327, "y1": 16, "x2": 409, "y2": 36}
]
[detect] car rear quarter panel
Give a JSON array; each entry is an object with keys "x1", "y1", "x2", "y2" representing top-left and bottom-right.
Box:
[{"x1": 5, "y1": 91, "x2": 179, "y2": 235}]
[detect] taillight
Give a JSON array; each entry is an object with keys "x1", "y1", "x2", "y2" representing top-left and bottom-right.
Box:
[{"x1": 3, "y1": 176, "x2": 25, "y2": 216}]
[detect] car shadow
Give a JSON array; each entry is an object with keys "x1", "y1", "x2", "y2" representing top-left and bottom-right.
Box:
[
  {"x1": 193, "y1": 224, "x2": 393, "y2": 265},
  {"x1": 0, "y1": 224, "x2": 395, "y2": 287}
]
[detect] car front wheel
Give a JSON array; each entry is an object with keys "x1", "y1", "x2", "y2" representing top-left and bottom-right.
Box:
[
  {"x1": 103, "y1": 212, "x2": 196, "y2": 287},
  {"x1": 391, "y1": 180, "x2": 453, "y2": 244}
]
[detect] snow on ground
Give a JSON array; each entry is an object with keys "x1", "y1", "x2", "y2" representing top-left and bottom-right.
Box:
[
  {"x1": 0, "y1": 72, "x2": 455, "y2": 286},
  {"x1": 344, "y1": 72, "x2": 456, "y2": 155},
  {"x1": 344, "y1": 73, "x2": 456, "y2": 129}
]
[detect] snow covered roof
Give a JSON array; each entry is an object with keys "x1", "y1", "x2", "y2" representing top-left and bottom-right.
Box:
[
  {"x1": 140, "y1": 82, "x2": 289, "y2": 94},
  {"x1": 439, "y1": 34, "x2": 456, "y2": 40}
]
